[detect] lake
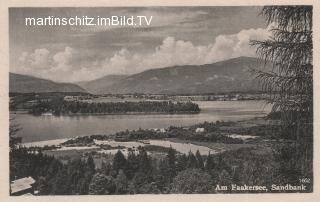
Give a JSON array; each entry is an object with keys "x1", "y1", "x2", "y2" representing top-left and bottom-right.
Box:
[{"x1": 11, "y1": 101, "x2": 271, "y2": 143}]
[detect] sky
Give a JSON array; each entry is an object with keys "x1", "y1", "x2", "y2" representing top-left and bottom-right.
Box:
[{"x1": 9, "y1": 7, "x2": 270, "y2": 82}]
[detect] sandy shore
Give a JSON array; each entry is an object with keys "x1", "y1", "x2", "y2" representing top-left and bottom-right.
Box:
[
  {"x1": 21, "y1": 137, "x2": 218, "y2": 155},
  {"x1": 22, "y1": 138, "x2": 70, "y2": 148}
]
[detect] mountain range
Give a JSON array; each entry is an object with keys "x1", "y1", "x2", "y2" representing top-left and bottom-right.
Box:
[
  {"x1": 78, "y1": 56, "x2": 268, "y2": 94},
  {"x1": 10, "y1": 57, "x2": 268, "y2": 94},
  {"x1": 77, "y1": 75, "x2": 127, "y2": 94},
  {"x1": 9, "y1": 73, "x2": 86, "y2": 93}
]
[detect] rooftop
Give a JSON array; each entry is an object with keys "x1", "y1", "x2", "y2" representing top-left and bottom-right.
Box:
[{"x1": 11, "y1": 177, "x2": 35, "y2": 194}]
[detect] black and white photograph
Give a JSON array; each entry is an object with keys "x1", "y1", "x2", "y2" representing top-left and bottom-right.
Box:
[{"x1": 7, "y1": 5, "x2": 313, "y2": 196}]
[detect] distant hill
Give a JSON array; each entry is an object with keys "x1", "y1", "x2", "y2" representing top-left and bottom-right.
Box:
[
  {"x1": 90, "y1": 57, "x2": 269, "y2": 94},
  {"x1": 10, "y1": 73, "x2": 87, "y2": 93},
  {"x1": 77, "y1": 75, "x2": 127, "y2": 94}
]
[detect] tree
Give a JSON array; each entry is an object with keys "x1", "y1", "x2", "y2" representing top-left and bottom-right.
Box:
[
  {"x1": 176, "y1": 154, "x2": 188, "y2": 172},
  {"x1": 171, "y1": 168, "x2": 213, "y2": 193},
  {"x1": 154, "y1": 148, "x2": 177, "y2": 191},
  {"x1": 50, "y1": 167, "x2": 71, "y2": 195},
  {"x1": 251, "y1": 6, "x2": 312, "y2": 138},
  {"x1": 9, "y1": 118, "x2": 22, "y2": 181},
  {"x1": 154, "y1": 159, "x2": 170, "y2": 192},
  {"x1": 251, "y1": 5, "x2": 313, "y2": 183},
  {"x1": 112, "y1": 150, "x2": 127, "y2": 176},
  {"x1": 217, "y1": 169, "x2": 232, "y2": 187},
  {"x1": 187, "y1": 151, "x2": 198, "y2": 168},
  {"x1": 100, "y1": 161, "x2": 112, "y2": 176},
  {"x1": 80, "y1": 155, "x2": 96, "y2": 194},
  {"x1": 46, "y1": 159, "x2": 63, "y2": 179},
  {"x1": 131, "y1": 170, "x2": 153, "y2": 193},
  {"x1": 61, "y1": 158, "x2": 95, "y2": 194},
  {"x1": 126, "y1": 151, "x2": 139, "y2": 179},
  {"x1": 137, "y1": 147, "x2": 152, "y2": 173},
  {"x1": 115, "y1": 169, "x2": 128, "y2": 194},
  {"x1": 88, "y1": 173, "x2": 116, "y2": 195},
  {"x1": 166, "y1": 146, "x2": 177, "y2": 179},
  {"x1": 137, "y1": 182, "x2": 161, "y2": 194},
  {"x1": 232, "y1": 165, "x2": 243, "y2": 185},
  {"x1": 86, "y1": 155, "x2": 95, "y2": 173},
  {"x1": 195, "y1": 150, "x2": 204, "y2": 169},
  {"x1": 205, "y1": 154, "x2": 215, "y2": 171},
  {"x1": 9, "y1": 118, "x2": 21, "y2": 150},
  {"x1": 36, "y1": 176, "x2": 49, "y2": 195}
]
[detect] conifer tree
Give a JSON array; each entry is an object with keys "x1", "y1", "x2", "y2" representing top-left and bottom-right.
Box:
[
  {"x1": 126, "y1": 151, "x2": 139, "y2": 179},
  {"x1": 88, "y1": 173, "x2": 116, "y2": 195},
  {"x1": 166, "y1": 146, "x2": 177, "y2": 178},
  {"x1": 251, "y1": 5, "x2": 313, "y2": 183},
  {"x1": 115, "y1": 169, "x2": 128, "y2": 194},
  {"x1": 195, "y1": 150, "x2": 204, "y2": 169},
  {"x1": 205, "y1": 154, "x2": 215, "y2": 171},
  {"x1": 187, "y1": 151, "x2": 198, "y2": 168},
  {"x1": 86, "y1": 155, "x2": 95, "y2": 173},
  {"x1": 112, "y1": 150, "x2": 127, "y2": 175},
  {"x1": 176, "y1": 154, "x2": 188, "y2": 172},
  {"x1": 137, "y1": 147, "x2": 152, "y2": 173}
]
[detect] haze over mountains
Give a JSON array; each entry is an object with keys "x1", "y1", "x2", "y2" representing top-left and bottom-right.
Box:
[
  {"x1": 78, "y1": 57, "x2": 267, "y2": 94},
  {"x1": 10, "y1": 73, "x2": 86, "y2": 93},
  {"x1": 77, "y1": 75, "x2": 127, "y2": 94},
  {"x1": 10, "y1": 57, "x2": 267, "y2": 94}
]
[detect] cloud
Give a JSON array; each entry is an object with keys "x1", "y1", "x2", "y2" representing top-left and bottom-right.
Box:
[
  {"x1": 18, "y1": 48, "x2": 50, "y2": 69},
  {"x1": 95, "y1": 26, "x2": 271, "y2": 76},
  {"x1": 52, "y1": 47, "x2": 74, "y2": 72},
  {"x1": 18, "y1": 52, "x2": 28, "y2": 63},
  {"x1": 15, "y1": 26, "x2": 271, "y2": 82},
  {"x1": 205, "y1": 27, "x2": 271, "y2": 62},
  {"x1": 15, "y1": 48, "x2": 52, "y2": 79},
  {"x1": 15, "y1": 47, "x2": 76, "y2": 80}
]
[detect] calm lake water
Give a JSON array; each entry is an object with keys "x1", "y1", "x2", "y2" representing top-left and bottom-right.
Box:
[{"x1": 11, "y1": 101, "x2": 271, "y2": 143}]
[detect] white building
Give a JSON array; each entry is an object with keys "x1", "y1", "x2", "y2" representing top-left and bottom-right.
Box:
[
  {"x1": 195, "y1": 128, "x2": 205, "y2": 133},
  {"x1": 159, "y1": 128, "x2": 166, "y2": 133},
  {"x1": 151, "y1": 128, "x2": 166, "y2": 133}
]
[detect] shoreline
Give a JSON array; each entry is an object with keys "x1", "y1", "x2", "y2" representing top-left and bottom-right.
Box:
[
  {"x1": 11, "y1": 110, "x2": 200, "y2": 116},
  {"x1": 22, "y1": 138, "x2": 71, "y2": 147}
]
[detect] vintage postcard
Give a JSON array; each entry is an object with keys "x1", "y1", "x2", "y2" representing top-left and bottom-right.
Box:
[{"x1": 0, "y1": 0, "x2": 319, "y2": 202}]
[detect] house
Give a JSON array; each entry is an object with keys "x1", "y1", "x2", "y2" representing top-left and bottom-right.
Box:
[
  {"x1": 195, "y1": 128, "x2": 205, "y2": 133},
  {"x1": 151, "y1": 128, "x2": 166, "y2": 133},
  {"x1": 159, "y1": 128, "x2": 166, "y2": 133},
  {"x1": 64, "y1": 96, "x2": 75, "y2": 101},
  {"x1": 10, "y1": 176, "x2": 36, "y2": 196}
]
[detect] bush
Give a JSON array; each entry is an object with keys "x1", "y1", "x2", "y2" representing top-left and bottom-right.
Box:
[
  {"x1": 171, "y1": 168, "x2": 213, "y2": 193},
  {"x1": 88, "y1": 173, "x2": 116, "y2": 194}
]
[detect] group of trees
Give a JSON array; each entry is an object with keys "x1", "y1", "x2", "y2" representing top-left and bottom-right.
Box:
[
  {"x1": 81, "y1": 146, "x2": 283, "y2": 194},
  {"x1": 29, "y1": 100, "x2": 200, "y2": 115},
  {"x1": 62, "y1": 124, "x2": 244, "y2": 146},
  {"x1": 112, "y1": 121, "x2": 245, "y2": 144},
  {"x1": 252, "y1": 6, "x2": 313, "y2": 185},
  {"x1": 59, "y1": 121, "x2": 245, "y2": 145},
  {"x1": 10, "y1": 148, "x2": 96, "y2": 195},
  {"x1": 11, "y1": 145, "x2": 293, "y2": 195}
]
